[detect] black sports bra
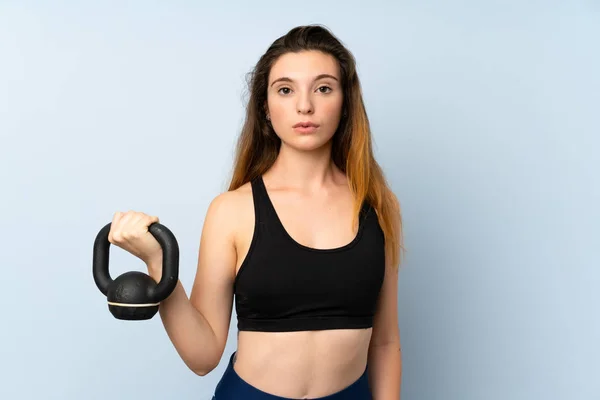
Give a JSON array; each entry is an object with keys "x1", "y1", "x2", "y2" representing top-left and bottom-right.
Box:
[{"x1": 234, "y1": 176, "x2": 386, "y2": 332}]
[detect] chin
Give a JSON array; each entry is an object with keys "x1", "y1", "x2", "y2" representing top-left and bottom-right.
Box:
[
  {"x1": 288, "y1": 141, "x2": 331, "y2": 153},
  {"x1": 281, "y1": 132, "x2": 333, "y2": 147}
]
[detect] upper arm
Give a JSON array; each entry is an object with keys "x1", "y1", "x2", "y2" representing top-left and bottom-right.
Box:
[
  {"x1": 369, "y1": 260, "x2": 400, "y2": 348},
  {"x1": 369, "y1": 198, "x2": 401, "y2": 348},
  {"x1": 189, "y1": 191, "x2": 239, "y2": 362}
]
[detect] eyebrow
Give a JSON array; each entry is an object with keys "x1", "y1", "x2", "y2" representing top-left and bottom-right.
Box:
[{"x1": 270, "y1": 74, "x2": 339, "y2": 87}]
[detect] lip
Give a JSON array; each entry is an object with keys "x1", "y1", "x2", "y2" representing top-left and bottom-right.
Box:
[
  {"x1": 293, "y1": 121, "x2": 319, "y2": 128},
  {"x1": 294, "y1": 125, "x2": 319, "y2": 134}
]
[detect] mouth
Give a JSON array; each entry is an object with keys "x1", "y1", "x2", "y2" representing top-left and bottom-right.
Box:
[
  {"x1": 293, "y1": 121, "x2": 319, "y2": 128},
  {"x1": 293, "y1": 124, "x2": 319, "y2": 134}
]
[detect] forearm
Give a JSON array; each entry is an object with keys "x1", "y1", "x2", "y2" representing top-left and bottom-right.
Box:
[
  {"x1": 148, "y1": 262, "x2": 220, "y2": 375},
  {"x1": 367, "y1": 343, "x2": 402, "y2": 400}
]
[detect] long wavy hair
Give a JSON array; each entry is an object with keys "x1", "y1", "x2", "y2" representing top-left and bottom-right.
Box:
[{"x1": 227, "y1": 24, "x2": 405, "y2": 269}]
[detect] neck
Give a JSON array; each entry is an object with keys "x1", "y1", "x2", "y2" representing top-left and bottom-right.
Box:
[{"x1": 266, "y1": 141, "x2": 336, "y2": 190}]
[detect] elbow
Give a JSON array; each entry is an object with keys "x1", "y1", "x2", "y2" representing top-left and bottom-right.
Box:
[
  {"x1": 183, "y1": 337, "x2": 223, "y2": 376},
  {"x1": 193, "y1": 368, "x2": 210, "y2": 377},
  {"x1": 190, "y1": 360, "x2": 218, "y2": 377},
  {"x1": 191, "y1": 364, "x2": 213, "y2": 376}
]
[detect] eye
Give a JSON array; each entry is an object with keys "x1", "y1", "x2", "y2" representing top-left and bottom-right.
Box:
[{"x1": 276, "y1": 86, "x2": 333, "y2": 95}]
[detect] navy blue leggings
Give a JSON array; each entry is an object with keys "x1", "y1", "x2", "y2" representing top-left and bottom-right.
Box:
[{"x1": 212, "y1": 352, "x2": 372, "y2": 399}]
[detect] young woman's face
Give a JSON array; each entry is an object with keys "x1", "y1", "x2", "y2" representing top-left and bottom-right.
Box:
[{"x1": 266, "y1": 50, "x2": 344, "y2": 152}]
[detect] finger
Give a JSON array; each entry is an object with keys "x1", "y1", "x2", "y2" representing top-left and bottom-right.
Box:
[
  {"x1": 112, "y1": 211, "x2": 124, "y2": 225},
  {"x1": 119, "y1": 210, "x2": 141, "y2": 231},
  {"x1": 120, "y1": 211, "x2": 142, "y2": 239},
  {"x1": 109, "y1": 211, "x2": 124, "y2": 243},
  {"x1": 128, "y1": 211, "x2": 146, "y2": 227},
  {"x1": 139, "y1": 215, "x2": 158, "y2": 235}
]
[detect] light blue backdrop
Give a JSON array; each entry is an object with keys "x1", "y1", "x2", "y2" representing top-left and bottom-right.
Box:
[{"x1": 1, "y1": 1, "x2": 598, "y2": 399}]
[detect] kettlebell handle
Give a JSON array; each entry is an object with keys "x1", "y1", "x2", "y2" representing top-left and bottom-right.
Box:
[{"x1": 92, "y1": 222, "x2": 179, "y2": 303}]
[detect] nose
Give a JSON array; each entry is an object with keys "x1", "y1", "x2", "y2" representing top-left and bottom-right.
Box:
[{"x1": 296, "y1": 92, "x2": 314, "y2": 115}]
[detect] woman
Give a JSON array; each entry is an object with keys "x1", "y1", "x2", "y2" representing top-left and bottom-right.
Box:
[{"x1": 108, "y1": 24, "x2": 405, "y2": 399}]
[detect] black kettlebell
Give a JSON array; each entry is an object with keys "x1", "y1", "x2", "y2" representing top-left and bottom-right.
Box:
[{"x1": 92, "y1": 222, "x2": 179, "y2": 320}]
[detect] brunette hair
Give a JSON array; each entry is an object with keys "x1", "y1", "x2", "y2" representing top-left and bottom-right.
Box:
[{"x1": 227, "y1": 24, "x2": 405, "y2": 268}]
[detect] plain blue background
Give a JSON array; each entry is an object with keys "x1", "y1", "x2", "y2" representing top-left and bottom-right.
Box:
[{"x1": 0, "y1": 1, "x2": 598, "y2": 399}]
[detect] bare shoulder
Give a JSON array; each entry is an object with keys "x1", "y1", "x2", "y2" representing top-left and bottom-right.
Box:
[
  {"x1": 203, "y1": 181, "x2": 254, "y2": 238},
  {"x1": 192, "y1": 181, "x2": 254, "y2": 290}
]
